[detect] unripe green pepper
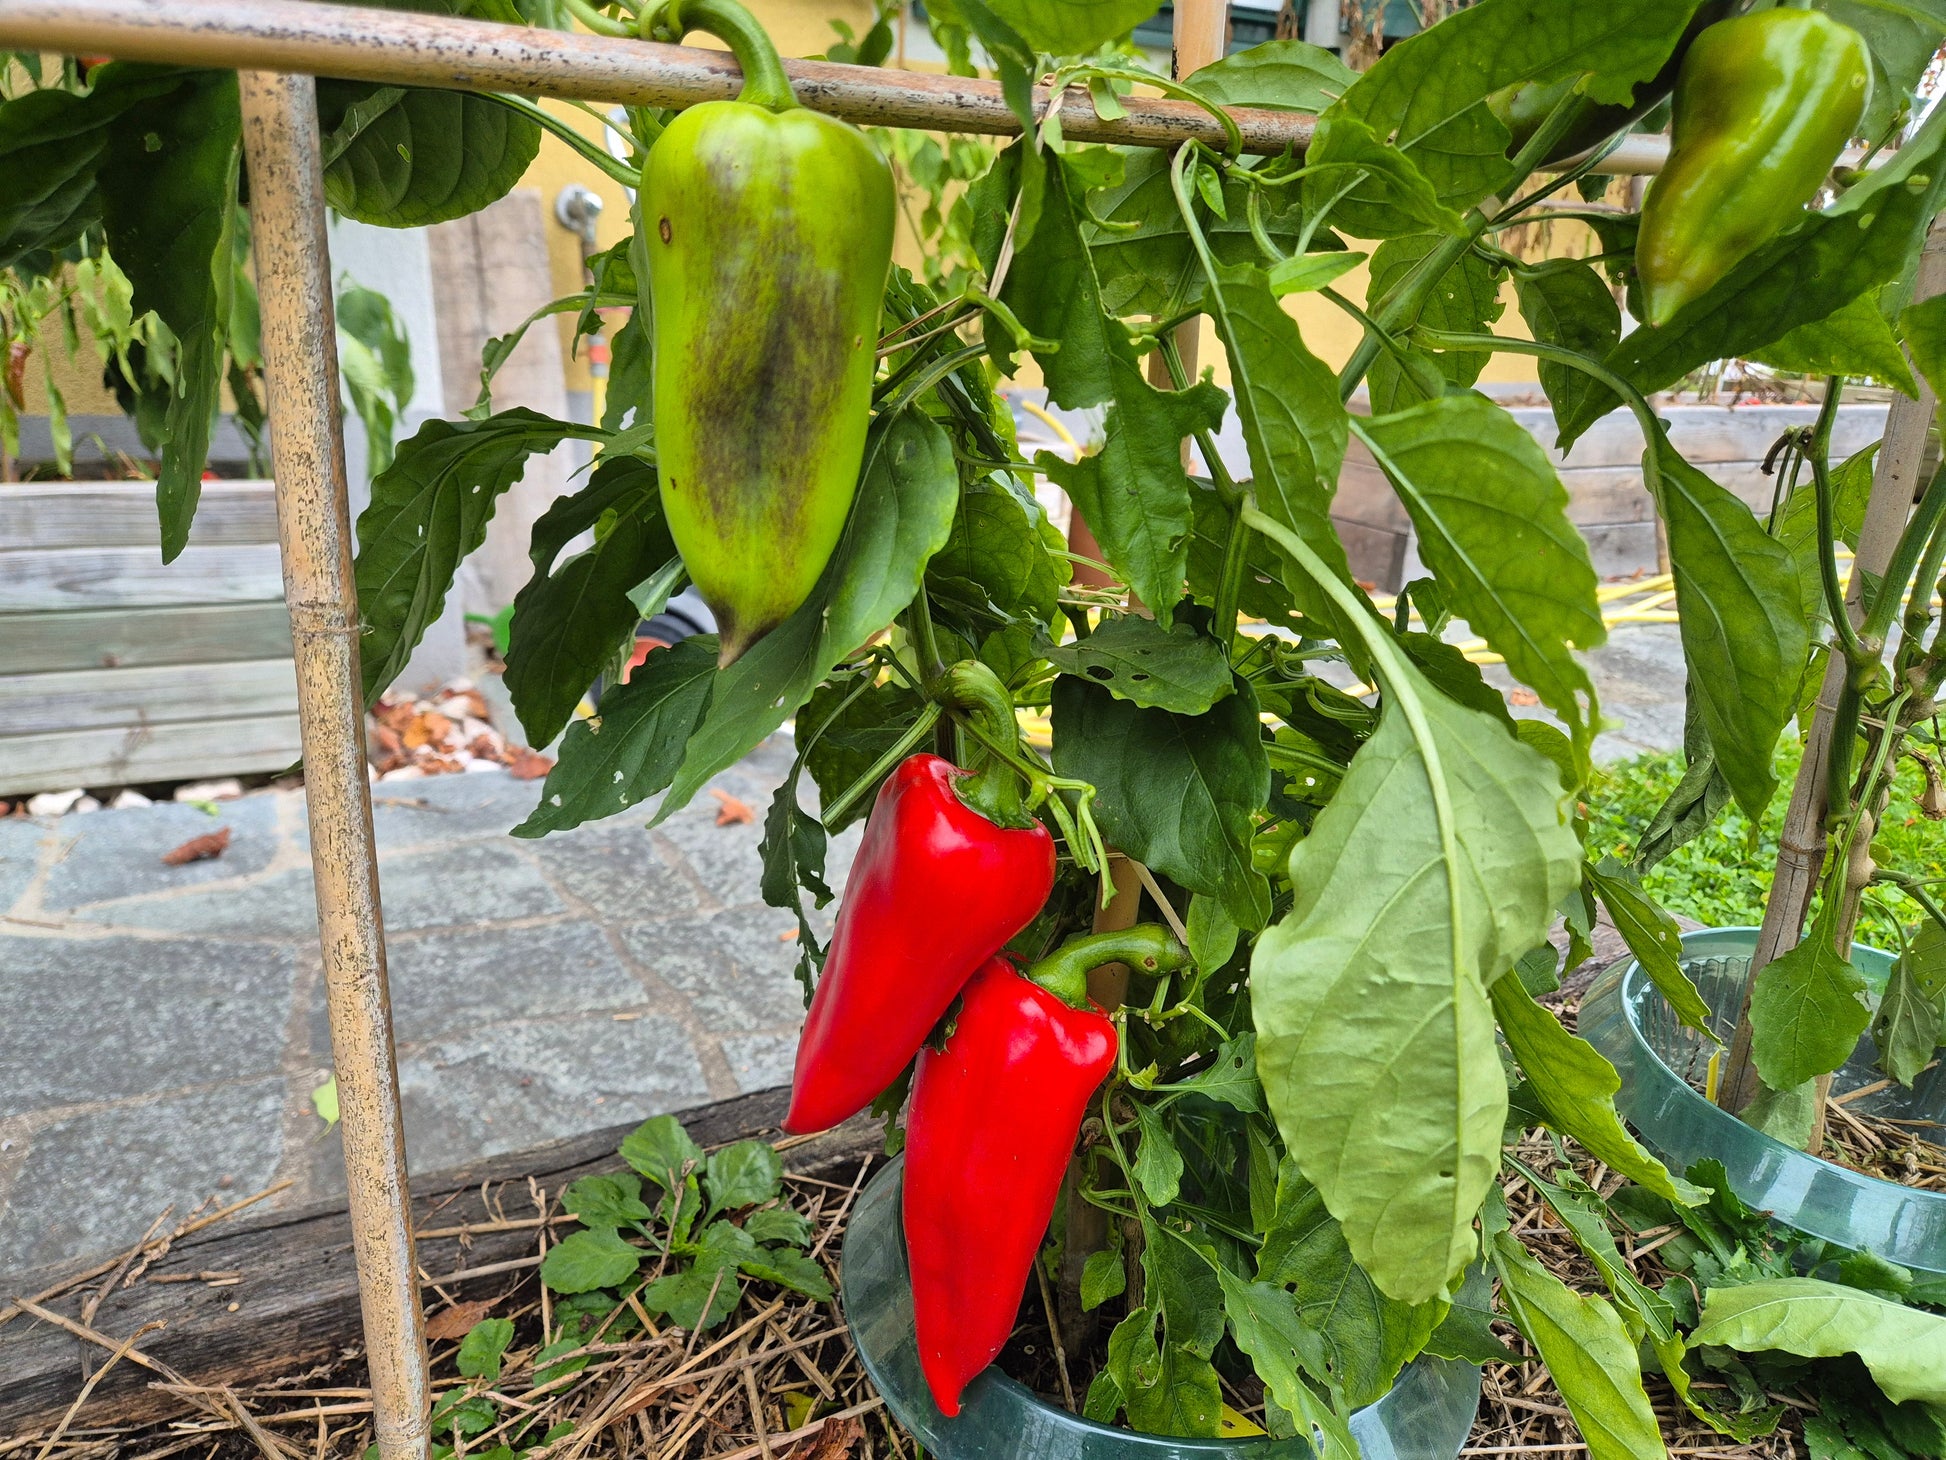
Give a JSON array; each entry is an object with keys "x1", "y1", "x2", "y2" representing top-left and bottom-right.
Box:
[
  {"x1": 1637, "y1": 8, "x2": 1870, "y2": 327},
  {"x1": 639, "y1": 0, "x2": 895, "y2": 664}
]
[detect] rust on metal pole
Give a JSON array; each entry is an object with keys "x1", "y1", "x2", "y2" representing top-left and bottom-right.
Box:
[
  {"x1": 0, "y1": 0, "x2": 1315, "y2": 156},
  {"x1": 238, "y1": 70, "x2": 431, "y2": 1460}
]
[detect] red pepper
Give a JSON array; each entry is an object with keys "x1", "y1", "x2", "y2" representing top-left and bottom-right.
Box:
[
  {"x1": 901, "y1": 927, "x2": 1190, "y2": 1417},
  {"x1": 784, "y1": 665, "x2": 1056, "y2": 1135}
]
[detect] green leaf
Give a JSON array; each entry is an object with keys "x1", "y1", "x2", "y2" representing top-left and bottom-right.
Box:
[
  {"x1": 797, "y1": 675, "x2": 924, "y2": 835},
  {"x1": 1217, "y1": 1268, "x2": 1332, "y2": 1419},
  {"x1": 1749, "y1": 934, "x2": 1873, "y2": 1091},
  {"x1": 1743, "y1": 1079, "x2": 1819, "y2": 1150},
  {"x1": 1873, "y1": 920, "x2": 1946, "y2": 1087},
  {"x1": 1052, "y1": 675, "x2": 1271, "y2": 929},
  {"x1": 1255, "y1": 1165, "x2": 1441, "y2": 1407},
  {"x1": 1654, "y1": 439, "x2": 1811, "y2": 822},
  {"x1": 354, "y1": 409, "x2": 604, "y2": 705},
  {"x1": 995, "y1": 152, "x2": 1116, "y2": 407},
  {"x1": 1901, "y1": 293, "x2": 1946, "y2": 402},
  {"x1": 1329, "y1": 0, "x2": 1701, "y2": 211},
  {"x1": 1356, "y1": 395, "x2": 1604, "y2": 755},
  {"x1": 1131, "y1": 1101, "x2": 1184, "y2": 1207},
  {"x1": 505, "y1": 455, "x2": 675, "y2": 748},
  {"x1": 742, "y1": 1208, "x2": 812, "y2": 1247},
  {"x1": 1513, "y1": 261, "x2": 1623, "y2": 444},
  {"x1": 1561, "y1": 105, "x2": 1946, "y2": 443},
  {"x1": 455, "y1": 1318, "x2": 514, "y2": 1381},
  {"x1": 562, "y1": 1172, "x2": 651, "y2": 1228},
  {"x1": 1186, "y1": 894, "x2": 1241, "y2": 973},
  {"x1": 1043, "y1": 615, "x2": 1233, "y2": 715},
  {"x1": 1252, "y1": 672, "x2": 1580, "y2": 1303},
  {"x1": 1267, "y1": 251, "x2": 1368, "y2": 296},
  {"x1": 737, "y1": 1243, "x2": 834, "y2": 1301},
  {"x1": 1751, "y1": 290, "x2": 1918, "y2": 396},
  {"x1": 1199, "y1": 262, "x2": 1352, "y2": 621},
  {"x1": 1491, "y1": 1233, "x2": 1666, "y2": 1460},
  {"x1": 1082, "y1": 1247, "x2": 1127, "y2": 1311},
  {"x1": 1691, "y1": 1278, "x2": 1946, "y2": 1406},
  {"x1": 652, "y1": 409, "x2": 958, "y2": 822},
  {"x1": 1424, "y1": 1273, "x2": 1518, "y2": 1364},
  {"x1": 1126, "y1": 1229, "x2": 1225, "y2": 1438},
  {"x1": 540, "y1": 1227, "x2": 641, "y2": 1294},
  {"x1": 1585, "y1": 858, "x2": 1715, "y2": 1034},
  {"x1": 982, "y1": 0, "x2": 1158, "y2": 56},
  {"x1": 1492, "y1": 975, "x2": 1705, "y2": 1205},
  {"x1": 510, "y1": 637, "x2": 717, "y2": 837},
  {"x1": 1300, "y1": 114, "x2": 1467, "y2": 241},
  {"x1": 617, "y1": 1114, "x2": 704, "y2": 1189},
  {"x1": 1823, "y1": 0, "x2": 1946, "y2": 142},
  {"x1": 1167, "y1": 1034, "x2": 1263, "y2": 1113},
  {"x1": 1365, "y1": 234, "x2": 1505, "y2": 412},
  {"x1": 1631, "y1": 694, "x2": 1735, "y2": 874},
  {"x1": 1514, "y1": 1164, "x2": 1680, "y2": 1341},
  {"x1": 1185, "y1": 40, "x2": 1356, "y2": 113},
  {"x1": 643, "y1": 1248, "x2": 743, "y2": 1329},
  {"x1": 930, "y1": 472, "x2": 1067, "y2": 629},
  {"x1": 705, "y1": 1141, "x2": 784, "y2": 1214}
]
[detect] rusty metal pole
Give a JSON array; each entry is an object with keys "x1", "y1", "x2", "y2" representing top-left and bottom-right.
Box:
[{"x1": 238, "y1": 71, "x2": 431, "y2": 1460}]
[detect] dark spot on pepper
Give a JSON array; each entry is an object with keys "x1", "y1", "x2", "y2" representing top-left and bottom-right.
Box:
[{"x1": 658, "y1": 216, "x2": 672, "y2": 244}]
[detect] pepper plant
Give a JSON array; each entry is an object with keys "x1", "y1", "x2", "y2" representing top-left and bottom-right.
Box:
[{"x1": 7, "y1": 0, "x2": 1946, "y2": 1450}]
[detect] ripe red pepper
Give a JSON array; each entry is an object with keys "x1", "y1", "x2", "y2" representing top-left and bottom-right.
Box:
[
  {"x1": 784, "y1": 666, "x2": 1056, "y2": 1135},
  {"x1": 901, "y1": 927, "x2": 1190, "y2": 1417}
]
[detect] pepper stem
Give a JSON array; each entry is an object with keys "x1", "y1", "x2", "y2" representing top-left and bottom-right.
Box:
[
  {"x1": 652, "y1": 0, "x2": 799, "y2": 112},
  {"x1": 1024, "y1": 926, "x2": 1192, "y2": 1010},
  {"x1": 936, "y1": 660, "x2": 1037, "y2": 831}
]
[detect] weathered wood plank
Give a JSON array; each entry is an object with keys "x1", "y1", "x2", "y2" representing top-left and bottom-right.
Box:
[
  {"x1": 0, "y1": 659, "x2": 297, "y2": 737},
  {"x1": 0, "y1": 481, "x2": 279, "y2": 551},
  {"x1": 0, "y1": 604, "x2": 294, "y2": 675},
  {"x1": 0, "y1": 544, "x2": 286, "y2": 612},
  {"x1": 0, "y1": 712, "x2": 304, "y2": 794},
  {"x1": 0, "y1": 1088, "x2": 880, "y2": 1435}
]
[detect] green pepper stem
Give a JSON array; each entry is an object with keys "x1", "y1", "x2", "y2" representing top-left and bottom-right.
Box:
[
  {"x1": 653, "y1": 0, "x2": 798, "y2": 112},
  {"x1": 935, "y1": 660, "x2": 1035, "y2": 829},
  {"x1": 1024, "y1": 925, "x2": 1192, "y2": 1009}
]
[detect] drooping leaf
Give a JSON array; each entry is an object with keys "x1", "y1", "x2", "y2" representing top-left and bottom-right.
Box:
[
  {"x1": 652, "y1": 409, "x2": 958, "y2": 822},
  {"x1": 1514, "y1": 260, "x2": 1624, "y2": 443},
  {"x1": 354, "y1": 409, "x2": 605, "y2": 704},
  {"x1": 1131, "y1": 1102, "x2": 1184, "y2": 1207},
  {"x1": 505, "y1": 455, "x2": 675, "y2": 748},
  {"x1": 1252, "y1": 668, "x2": 1580, "y2": 1304},
  {"x1": 1299, "y1": 114, "x2": 1467, "y2": 241},
  {"x1": 1355, "y1": 395, "x2": 1604, "y2": 755},
  {"x1": 1043, "y1": 614, "x2": 1233, "y2": 715},
  {"x1": 1631, "y1": 693, "x2": 1735, "y2": 874},
  {"x1": 1364, "y1": 233, "x2": 1505, "y2": 412},
  {"x1": 1653, "y1": 439, "x2": 1811, "y2": 822},
  {"x1": 1750, "y1": 290, "x2": 1918, "y2": 396},
  {"x1": 1053, "y1": 675, "x2": 1271, "y2": 929},
  {"x1": 1492, "y1": 975, "x2": 1706, "y2": 1205},
  {"x1": 1126, "y1": 1228, "x2": 1225, "y2": 1438},
  {"x1": 1585, "y1": 858, "x2": 1714, "y2": 1034},
  {"x1": 1873, "y1": 921, "x2": 1946, "y2": 1087},
  {"x1": 1491, "y1": 1233, "x2": 1666, "y2": 1460},
  {"x1": 1691, "y1": 1279, "x2": 1946, "y2": 1407},
  {"x1": 1217, "y1": 1268, "x2": 1334, "y2": 1420},
  {"x1": 1749, "y1": 933, "x2": 1873, "y2": 1091}
]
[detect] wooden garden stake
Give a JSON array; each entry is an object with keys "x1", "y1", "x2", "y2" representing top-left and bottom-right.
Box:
[{"x1": 238, "y1": 71, "x2": 432, "y2": 1459}]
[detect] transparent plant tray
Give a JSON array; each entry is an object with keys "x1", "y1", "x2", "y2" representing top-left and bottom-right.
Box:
[
  {"x1": 1580, "y1": 926, "x2": 1946, "y2": 1276},
  {"x1": 839, "y1": 1155, "x2": 1483, "y2": 1460}
]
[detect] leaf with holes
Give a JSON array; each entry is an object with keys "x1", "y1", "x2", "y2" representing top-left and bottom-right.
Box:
[{"x1": 1043, "y1": 615, "x2": 1233, "y2": 715}]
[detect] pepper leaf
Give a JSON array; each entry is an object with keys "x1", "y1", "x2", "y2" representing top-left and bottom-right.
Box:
[
  {"x1": 1691, "y1": 1279, "x2": 1946, "y2": 1407},
  {"x1": 1750, "y1": 289, "x2": 1918, "y2": 396},
  {"x1": 1872, "y1": 921, "x2": 1946, "y2": 1088},
  {"x1": 1584, "y1": 858, "x2": 1714, "y2": 1034},
  {"x1": 1042, "y1": 615, "x2": 1233, "y2": 715},
  {"x1": 1513, "y1": 260, "x2": 1623, "y2": 444},
  {"x1": 1749, "y1": 934, "x2": 1873, "y2": 1091},
  {"x1": 1131, "y1": 1102, "x2": 1185, "y2": 1207},
  {"x1": 1365, "y1": 233, "x2": 1505, "y2": 412},
  {"x1": 1217, "y1": 1268, "x2": 1333, "y2": 1418},
  {"x1": 1053, "y1": 675, "x2": 1271, "y2": 930},
  {"x1": 983, "y1": 0, "x2": 1160, "y2": 56}
]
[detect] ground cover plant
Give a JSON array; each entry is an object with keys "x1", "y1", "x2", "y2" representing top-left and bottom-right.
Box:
[{"x1": 5, "y1": 0, "x2": 1946, "y2": 1453}]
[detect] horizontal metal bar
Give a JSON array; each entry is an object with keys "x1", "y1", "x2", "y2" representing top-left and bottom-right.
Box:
[{"x1": 0, "y1": 0, "x2": 1316, "y2": 154}]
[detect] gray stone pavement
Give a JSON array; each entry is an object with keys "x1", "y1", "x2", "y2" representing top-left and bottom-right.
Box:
[
  {"x1": 0, "y1": 625, "x2": 1687, "y2": 1279},
  {"x1": 0, "y1": 736, "x2": 857, "y2": 1276}
]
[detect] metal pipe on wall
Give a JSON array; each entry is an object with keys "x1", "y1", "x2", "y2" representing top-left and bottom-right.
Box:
[{"x1": 237, "y1": 70, "x2": 432, "y2": 1460}]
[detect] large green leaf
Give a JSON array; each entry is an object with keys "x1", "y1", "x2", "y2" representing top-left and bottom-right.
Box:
[
  {"x1": 1491, "y1": 1233, "x2": 1666, "y2": 1460},
  {"x1": 1356, "y1": 395, "x2": 1604, "y2": 754},
  {"x1": 984, "y1": 0, "x2": 1159, "y2": 54},
  {"x1": 1654, "y1": 439, "x2": 1811, "y2": 822},
  {"x1": 1691, "y1": 1279, "x2": 1946, "y2": 1406},
  {"x1": 1217, "y1": 1269, "x2": 1334, "y2": 1421},
  {"x1": 1560, "y1": 105, "x2": 1946, "y2": 443},
  {"x1": 928, "y1": 473, "x2": 1067, "y2": 629},
  {"x1": 1255, "y1": 1163, "x2": 1440, "y2": 1407},
  {"x1": 1749, "y1": 933, "x2": 1873, "y2": 1091},
  {"x1": 1513, "y1": 260, "x2": 1623, "y2": 444},
  {"x1": 97, "y1": 70, "x2": 242, "y2": 561},
  {"x1": 1329, "y1": 0, "x2": 1704, "y2": 211},
  {"x1": 1364, "y1": 233, "x2": 1505, "y2": 412},
  {"x1": 1252, "y1": 665, "x2": 1580, "y2": 1303},
  {"x1": 1299, "y1": 115, "x2": 1466, "y2": 242},
  {"x1": 1872, "y1": 921, "x2": 1946, "y2": 1088},
  {"x1": 511, "y1": 637, "x2": 717, "y2": 837},
  {"x1": 1042, "y1": 614, "x2": 1233, "y2": 715},
  {"x1": 1053, "y1": 675, "x2": 1271, "y2": 929},
  {"x1": 1127, "y1": 1227, "x2": 1225, "y2": 1438},
  {"x1": 1750, "y1": 290, "x2": 1918, "y2": 396},
  {"x1": 1491, "y1": 974, "x2": 1704, "y2": 1204},
  {"x1": 651, "y1": 410, "x2": 958, "y2": 823},
  {"x1": 353, "y1": 409, "x2": 605, "y2": 704},
  {"x1": 1200, "y1": 261, "x2": 1353, "y2": 620},
  {"x1": 505, "y1": 456, "x2": 675, "y2": 748},
  {"x1": 1187, "y1": 41, "x2": 1356, "y2": 112}
]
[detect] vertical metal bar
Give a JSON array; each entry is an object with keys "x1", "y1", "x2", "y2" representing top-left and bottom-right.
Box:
[{"x1": 237, "y1": 71, "x2": 432, "y2": 1459}]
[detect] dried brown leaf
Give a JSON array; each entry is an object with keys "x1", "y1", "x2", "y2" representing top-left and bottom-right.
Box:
[
  {"x1": 711, "y1": 788, "x2": 757, "y2": 826},
  {"x1": 161, "y1": 827, "x2": 232, "y2": 866},
  {"x1": 791, "y1": 1414, "x2": 865, "y2": 1460},
  {"x1": 424, "y1": 1297, "x2": 497, "y2": 1342},
  {"x1": 506, "y1": 747, "x2": 554, "y2": 781}
]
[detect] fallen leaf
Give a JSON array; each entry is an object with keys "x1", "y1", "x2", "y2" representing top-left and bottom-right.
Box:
[
  {"x1": 425, "y1": 1297, "x2": 497, "y2": 1342},
  {"x1": 789, "y1": 1414, "x2": 865, "y2": 1460},
  {"x1": 403, "y1": 711, "x2": 456, "y2": 751},
  {"x1": 711, "y1": 788, "x2": 756, "y2": 826},
  {"x1": 468, "y1": 734, "x2": 504, "y2": 763},
  {"x1": 371, "y1": 724, "x2": 407, "y2": 773},
  {"x1": 311, "y1": 1074, "x2": 339, "y2": 1129},
  {"x1": 506, "y1": 747, "x2": 554, "y2": 781},
  {"x1": 161, "y1": 827, "x2": 232, "y2": 865},
  {"x1": 779, "y1": 928, "x2": 799, "y2": 942},
  {"x1": 375, "y1": 698, "x2": 418, "y2": 734},
  {"x1": 1507, "y1": 687, "x2": 1540, "y2": 707}
]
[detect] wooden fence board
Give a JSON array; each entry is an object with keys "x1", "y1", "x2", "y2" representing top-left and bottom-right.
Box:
[
  {"x1": 0, "y1": 604, "x2": 294, "y2": 675},
  {"x1": 0, "y1": 659, "x2": 299, "y2": 736},
  {"x1": 0, "y1": 481, "x2": 279, "y2": 551},
  {"x1": 0, "y1": 713, "x2": 304, "y2": 794},
  {"x1": 0, "y1": 544, "x2": 286, "y2": 612}
]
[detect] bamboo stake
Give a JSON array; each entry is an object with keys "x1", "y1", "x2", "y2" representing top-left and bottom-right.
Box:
[
  {"x1": 1717, "y1": 218, "x2": 1946, "y2": 1117},
  {"x1": 238, "y1": 71, "x2": 431, "y2": 1460}
]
